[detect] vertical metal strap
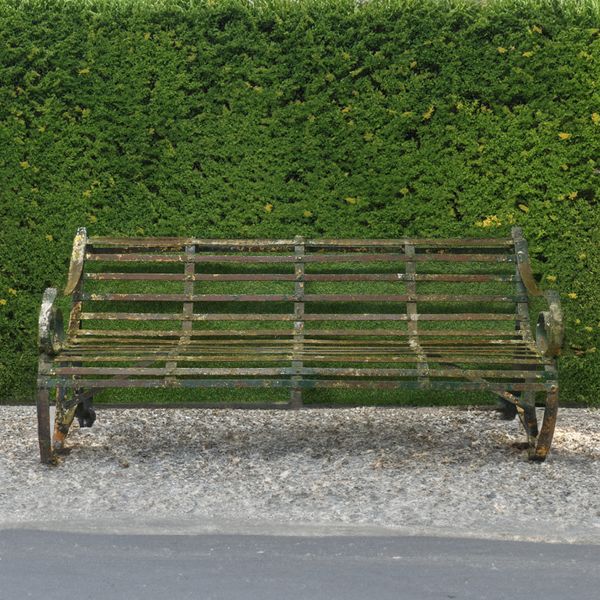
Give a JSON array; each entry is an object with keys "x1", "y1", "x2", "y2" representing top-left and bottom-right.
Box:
[
  {"x1": 511, "y1": 229, "x2": 534, "y2": 344},
  {"x1": 404, "y1": 242, "x2": 429, "y2": 386},
  {"x1": 511, "y1": 230, "x2": 544, "y2": 443},
  {"x1": 67, "y1": 229, "x2": 88, "y2": 337},
  {"x1": 182, "y1": 244, "x2": 196, "y2": 340},
  {"x1": 290, "y1": 236, "x2": 305, "y2": 408},
  {"x1": 166, "y1": 244, "x2": 195, "y2": 380}
]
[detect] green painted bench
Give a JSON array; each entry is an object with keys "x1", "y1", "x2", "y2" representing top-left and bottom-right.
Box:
[{"x1": 37, "y1": 227, "x2": 563, "y2": 464}]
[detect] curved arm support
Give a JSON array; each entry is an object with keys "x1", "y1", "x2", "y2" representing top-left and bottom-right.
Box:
[
  {"x1": 64, "y1": 227, "x2": 87, "y2": 295},
  {"x1": 38, "y1": 288, "x2": 65, "y2": 355},
  {"x1": 511, "y1": 227, "x2": 564, "y2": 357},
  {"x1": 536, "y1": 290, "x2": 564, "y2": 358}
]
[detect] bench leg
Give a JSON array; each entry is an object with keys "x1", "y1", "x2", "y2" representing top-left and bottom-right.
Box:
[
  {"x1": 36, "y1": 385, "x2": 54, "y2": 464},
  {"x1": 517, "y1": 392, "x2": 539, "y2": 438},
  {"x1": 529, "y1": 388, "x2": 558, "y2": 462},
  {"x1": 52, "y1": 386, "x2": 78, "y2": 455}
]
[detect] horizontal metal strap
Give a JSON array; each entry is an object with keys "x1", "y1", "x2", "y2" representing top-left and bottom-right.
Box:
[
  {"x1": 74, "y1": 328, "x2": 526, "y2": 338},
  {"x1": 38, "y1": 378, "x2": 554, "y2": 392},
  {"x1": 52, "y1": 354, "x2": 548, "y2": 366},
  {"x1": 79, "y1": 312, "x2": 518, "y2": 322},
  {"x1": 49, "y1": 366, "x2": 551, "y2": 379},
  {"x1": 86, "y1": 252, "x2": 514, "y2": 264},
  {"x1": 84, "y1": 272, "x2": 518, "y2": 283},
  {"x1": 69, "y1": 337, "x2": 533, "y2": 347},
  {"x1": 83, "y1": 292, "x2": 525, "y2": 303},
  {"x1": 87, "y1": 237, "x2": 514, "y2": 249}
]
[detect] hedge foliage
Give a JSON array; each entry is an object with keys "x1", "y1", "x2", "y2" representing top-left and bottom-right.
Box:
[{"x1": 0, "y1": 0, "x2": 599, "y2": 403}]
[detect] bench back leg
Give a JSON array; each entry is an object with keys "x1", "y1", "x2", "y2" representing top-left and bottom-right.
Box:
[{"x1": 518, "y1": 391, "x2": 539, "y2": 439}]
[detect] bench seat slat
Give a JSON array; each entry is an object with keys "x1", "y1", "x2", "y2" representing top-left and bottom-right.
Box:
[
  {"x1": 53, "y1": 354, "x2": 548, "y2": 367},
  {"x1": 55, "y1": 349, "x2": 543, "y2": 359},
  {"x1": 50, "y1": 365, "x2": 551, "y2": 379}
]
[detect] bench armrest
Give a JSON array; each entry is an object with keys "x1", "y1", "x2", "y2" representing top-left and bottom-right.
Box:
[
  {"x1": 38, "y1": 288, "x2": 64, "y2": 355},
  {"x1": 512, "y1": 227, "x2": 564, "y2": 358},
  {"x1": 535, "y1": 290, "x2": 564, "y2": 358}
]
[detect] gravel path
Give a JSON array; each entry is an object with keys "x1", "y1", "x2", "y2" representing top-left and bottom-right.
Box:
[{"x1": 1, "y1": 406, "x2": 599, "y2": 542}]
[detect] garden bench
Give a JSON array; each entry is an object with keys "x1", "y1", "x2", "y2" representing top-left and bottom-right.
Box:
[{"x1": 37, "y1": 227, "x2": 563, "y2": 464}]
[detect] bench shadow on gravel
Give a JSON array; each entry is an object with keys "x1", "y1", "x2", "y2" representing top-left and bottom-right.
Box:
[{"x1": 64, "y1": 409, "x2": 539, "y2": 463}]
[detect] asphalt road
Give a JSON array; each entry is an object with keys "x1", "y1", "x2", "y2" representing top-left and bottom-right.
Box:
[{"x1": 0, "y1": 530, "x2": 598, "y2": 600}]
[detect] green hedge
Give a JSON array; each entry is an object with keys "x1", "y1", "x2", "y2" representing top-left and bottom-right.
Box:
[{"x1": 1, "y1": 0, "x2": 599, "y2": 403}]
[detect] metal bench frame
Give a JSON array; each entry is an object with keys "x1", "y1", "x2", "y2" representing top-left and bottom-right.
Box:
[{"x1": 37, "y1": 227, "x2": 563, "y2": 464}]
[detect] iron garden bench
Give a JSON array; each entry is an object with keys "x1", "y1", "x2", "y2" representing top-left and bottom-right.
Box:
[{"x1": 37, "y1": 227, "x2": 563, "y2": 464}]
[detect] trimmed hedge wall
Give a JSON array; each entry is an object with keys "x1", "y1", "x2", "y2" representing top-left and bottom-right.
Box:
[{"x1": 1, "y1": 0, "x2": 599, "y2": 403}]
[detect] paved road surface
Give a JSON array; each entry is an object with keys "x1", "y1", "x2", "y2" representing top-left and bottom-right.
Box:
[{"x1": 0, "y1": 530, "x2": 598, "y2": 600}]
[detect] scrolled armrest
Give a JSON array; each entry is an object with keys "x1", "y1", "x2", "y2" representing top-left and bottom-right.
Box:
[
  {"x1": 536, "y1": 290, "x2": 564, "y2": 358},
  {"x1": 38, "y1": 288, "x2": 64, "y2": 355}
]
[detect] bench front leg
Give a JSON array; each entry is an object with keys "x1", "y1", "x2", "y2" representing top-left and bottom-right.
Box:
[
  {"x1": 37, "y1": 287, "x2": 65, "y2": 464},
  {"x1": 36, "y1": 385, "x2": 53, "y2": 464},
  {"x1": 530, "y1": 386, "x2": 559, "y2": 462}
]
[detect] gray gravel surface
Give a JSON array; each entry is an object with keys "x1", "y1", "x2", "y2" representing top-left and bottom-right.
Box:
[{"x1": 1, "y1": 406, "x2": 599, "y2": 542}]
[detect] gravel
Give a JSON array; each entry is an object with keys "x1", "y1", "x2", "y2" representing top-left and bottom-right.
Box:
[{"x1": 1, "y1": 405, "x2": 599, "y2": 542}]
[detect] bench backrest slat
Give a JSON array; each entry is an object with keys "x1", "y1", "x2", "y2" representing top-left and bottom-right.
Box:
[{"x1": 69, "y1": 235, "x2": 529, "y2": 340}]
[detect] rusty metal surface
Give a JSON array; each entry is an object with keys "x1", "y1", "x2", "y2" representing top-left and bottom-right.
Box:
[{"x1": 36, "y1": 231, "x2": 563, "y2": 463}]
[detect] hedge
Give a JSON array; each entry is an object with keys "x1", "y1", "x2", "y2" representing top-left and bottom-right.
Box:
[{"x1": 0, "y1": 0, "x2": 599, "y2": 404}]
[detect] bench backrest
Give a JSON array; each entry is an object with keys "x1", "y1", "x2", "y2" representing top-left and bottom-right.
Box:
[{"x1": 63, "y1": 229, "x2": 535, "y2": 344}]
